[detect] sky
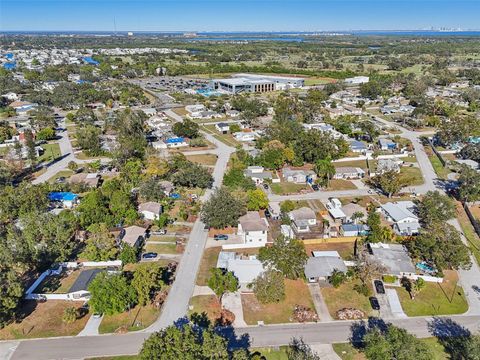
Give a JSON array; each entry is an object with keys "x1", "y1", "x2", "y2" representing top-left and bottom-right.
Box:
[{"x1": 1, "y1": 0, "x2": 479, "y2": 32}]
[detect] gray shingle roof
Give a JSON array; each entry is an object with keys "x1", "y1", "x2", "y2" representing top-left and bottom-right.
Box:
[{"x1": 68, "y1": 269, "x2": 102, "y2": 293}]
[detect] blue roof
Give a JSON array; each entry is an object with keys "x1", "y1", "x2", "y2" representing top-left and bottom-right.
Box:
[
  {"x1": 166, "y1": 137, "x2": 185, "y2": 144},
  {"x1": 349, "y1": 140, "x2": 367, "y2": 149},
  {"x1": 49, "y1": 192, "x2": 78, "y2": 202},
  {"x1": 3, "y1": 62, "x2": 16, "y2": 70},
  {"x1": 82, "y1": 57, "x2": 99, "y2": 65},
  {"x1": 5, "y1": 53, "x2": 14, "y2": 60},
  {"x1": 341, "y1": 224, "x2": 369, "y2": 233}
]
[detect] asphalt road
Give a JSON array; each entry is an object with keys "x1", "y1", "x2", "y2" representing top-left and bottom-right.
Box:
[
  {"x1": 9, "y1": 315, "x2": 480, "y2": 360},
  {"x1": 149, "y1": 110, "x2": 235, "y2": 330}
]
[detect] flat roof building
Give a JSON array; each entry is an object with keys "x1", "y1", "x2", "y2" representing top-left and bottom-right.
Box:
[{"x1": 209, "y1": 74, "x2": 304, "y2": 94}]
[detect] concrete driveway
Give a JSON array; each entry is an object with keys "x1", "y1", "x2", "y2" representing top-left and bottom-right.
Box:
[
  {"x1": 78, "y1": 315, "x2": 102, "y2": 336},
  {"x1": 386, "y1": 289, "x2": 407, "y2": 318},
  {"x1": 222, "y1": 292, "x2": 247, "y2": 327}
]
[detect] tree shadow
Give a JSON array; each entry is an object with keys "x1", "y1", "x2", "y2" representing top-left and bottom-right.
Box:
[
  {"x1": 216, "y1": 325, "x2": 251, "y2": 352},
  {"x1": 428, "y1": 317, "x2": 473, "y2": 359},
  {"x1": 349, "y1": 317, "x2": 389, "y2": 349},
  {"x1": 190, "y1": 311, "x2": 211, "y2": 328}
]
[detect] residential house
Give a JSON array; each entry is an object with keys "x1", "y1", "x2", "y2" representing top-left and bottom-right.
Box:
[
  {"x1": 120, "y1": 226, "x2": 147, "y2": 248},
  {"x1": 267, "y1": 201, "x2": 281, "y2": 220},
  {"x1": 69, "y1": 173, "x2": 101, "y2": 188},
  {"x1": 282, "y1": 167, "x2": 316, "y2": 184},
  {"x1": 165, "y1": 137, "x2": 188, "y2": 148},
  {"x1": 2, "y1": 92, "x2": 18, "y2": 101},
  {"x1": 326, "y1": 198, "x2": 346, "y2": 222},
  {"x1": 368, "y1": 242, "x2": 416, "y2": 277},
  {"x1": 341, "y1": 203, "x2": 368, "y2": 224},
  {"x1": 378, "y1": 138, "x2": 397, "y2": 151},
  {"x1": 215, "y1": 122, "x2": 230, "y2": 134},
  {"x1": 244, "y1": 166, "x2": 272, "y2": 185},
  {"x1": 159, "y1": 180, "x2": 174, "y2": 196},
  {"x1": 344, "y1": 76, "x2": 369, "y2": 85},
  {"x1": 376, "y1": 158, "x2": 402, "y2": 174},
  {"x1": 304, "y1": 251, "x2": 347, "y2": 282},
  {"x1": 288, "y1": 207, "x2": 317, "y2": 233},
  {"x1": 226, "y1": 110, "x2": 240, "y2": 117},
  {"x1": 225, "y1": 257, "x2": 265, "y2": 291},
  {"x1": 348, "y1": 140, "x2": 368, "y2": 153},
  {"x1": 48, "y1": 192, "x2": 79, "y2": 209},
  {"x1": 340, "y1": 224, "x2": 369, "y2": 237},
  {"x1": 185, "y1": 104, "x2": 206, "y2": 118},
  {"x1": 67, "y1": 269, "x2": 103, "y2": 300},
  {"x1": 333, "y1": 167, "x2": 365, "y2": 180},
  {"x1": 237, "y1": 211, "x2": 269, "y2": 247},
  {"x1": 234, "y1": 131, "x2": 257, "y2": 142},
  {"x1": 138, "y1": 202, "x2": 162, "y2": 220},
  {"x1": 327, "y1": 107, "x2": 348, "y2": 118},
  {"x1": 380, "y1": 201, "x2": 420, "y2": 236}
]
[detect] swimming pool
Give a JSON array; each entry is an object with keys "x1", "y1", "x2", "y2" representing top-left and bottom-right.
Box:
[
  {"x1": 416, "y1": 262, "x2": 435, "y2": 273},
  {"x1": 196, "y1": 89, "x2": 222, "y2": 97}
]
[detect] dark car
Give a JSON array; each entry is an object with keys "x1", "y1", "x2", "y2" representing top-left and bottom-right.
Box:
[
  {"x1": 374, "y1": 280, "x2": 386, "y2": 294},
  {"x1": 151, "y1": 229, "x2": 167, "y2": 236},
  {"x1": 142, "y1": 252, "x2": 158, "y2": 259},
  {"x1": 369, "y1": 297, "x2": 380, "y2": 310},
  {"x1": 213, "y1": 234, "x2": 229, "y2": 241},
  {"x1": 312, "y1": 184, "x2": 320, "y2": 191},
  {"x1": 263, "y1": 183, "x2": 269, "y2": 190}
]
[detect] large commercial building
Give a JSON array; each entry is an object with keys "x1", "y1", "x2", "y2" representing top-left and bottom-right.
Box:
[{"x1": 209, "y1": 73, "x2": 304, "y2": 94}]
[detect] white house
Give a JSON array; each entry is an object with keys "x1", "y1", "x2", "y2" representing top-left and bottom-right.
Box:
[
  {"x1": 288, "y1": 207, "x2": 317, "y2": 233},
  {"x1": 326, "y1": 198, "x2": 346, "y2": 222},
  {"x1": 138, "y1": 202, "x2": 162, "y2": 220},
  {"x1": 345, "y1": 76, "x2": 369, "y2": 85},
  {"x1": 380, "y1": 201, "x2": 420, "y2": 236},
  {"x1": 2, "y1": 92, "x2": 18, "y2": 101},
  {"x1": 244, "y1": 166, "x2": 272, "y2": 184},
  {"x1": 333, "y1": 167, "x2": 365, "y2": 180},
  {"x1": 304, "y1": 251, "x2": 347, "y2": 282},
  {"x1": 282, "y1": 167, "x2": 316, "y2": 184},
  {"x1": 237, "y1": 211, "x2": 269, "y2": 247},
  {"x1": 215, "y1": 122, "x2": 230, "y2": 134},
  {"x1": 185, "y1": 104, "x2": 206, "y2": 118},
  {"x1": 234, "y1": 131, "x2": 257, "y2": 142}
]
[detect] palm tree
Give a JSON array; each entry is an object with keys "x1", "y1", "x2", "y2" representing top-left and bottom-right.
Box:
[{"x1": 351, "y1": 211, "x2": 365, "y2": 224}]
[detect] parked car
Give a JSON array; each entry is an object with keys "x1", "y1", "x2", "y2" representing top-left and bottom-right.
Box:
[
  {"x1": 92, "y1": 313, "x2": 103, "y2": 319},
  {"x1": 374, "y1": 280, "x2": 385, "y2": 294},
  {"x1": 213, "y1": 234, "x2": 228, "y2": 241},
  {"x1": 312, "y1": 184, "x2": 320, "y2": 191},
  {"x1": 142, "y1": 252, "x2": 158, "y2": 259},
  {"x1": 369, "y1": 297, "x2": 380, "y2": 310},
  {"x1": 263, "y1": 183, "x2": 269, "y2": 190},
  {"x1": 151, "y1": 229, "x2": 167, "y2": 236}
]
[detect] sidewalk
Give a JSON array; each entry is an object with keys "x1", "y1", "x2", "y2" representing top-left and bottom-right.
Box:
[{"x1": 78, "y1": 315, "x2": 103, "y2": 336}]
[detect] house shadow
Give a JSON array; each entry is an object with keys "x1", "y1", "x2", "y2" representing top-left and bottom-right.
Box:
[{"x1": 14, "y1": 300, "x2": 38, "y2": 323}]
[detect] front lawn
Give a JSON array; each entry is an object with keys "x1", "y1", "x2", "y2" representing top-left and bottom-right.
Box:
[
  {"x1": 39, "y1": 143, "x2": 61, "y2": 162},
  {"x1": 188, "y1": 295, "x2": 222, "y2": 323},
  {"x1": 0, "y1": 301, "x2": 90, "y2": 340},
  {"x1": 144, "y1": 243, "x2": 179, "y2": 255},
  {"x1": 321, "y1": 280, "x2": 373, "y2": 319},
  {"x1": 99, "y1": 304, "x2": 160, "y2": 334},
  {"x1": 333, "y1": 338, "x2": 448, "y2": 360},
  {"x1": 400, "y1": 166, "x2": 424, "y2": 186},
  {"x1": 185, "y1": 154, "x2": 218, "y2": 166},
  {"x1": 395, "y1": 270, "x2": 468, "y2": 317},
  {"x1": 48, "y1": 169, "x2": 74, "y2": 183},
  {"x1": 326, "y1": 179, "x2": 357, "y2": 190},
  {"x1": 196, "y1": 247, "x2": 222, "y2": 286},
  {"x1": 457, "y1": 203, "x2": 480, "y2": 264},
  {"x1": 252, "y1": 347, "x2": 289, "y2": 360},
  {"x1": 241, "y1": 279, "x2": 314, "y2": 325},
  {"x1": 270, "y1": 182, "x2": 307, "y2": 195},
  {"x1": 333, "y1": 160, "x2": 368, "y2": 171}
]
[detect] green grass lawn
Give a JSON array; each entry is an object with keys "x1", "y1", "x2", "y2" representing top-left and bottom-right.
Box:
[
  {"x1": 202, "y1": 124, "x2": 240, "y2": 147},
  {"x1": 99, "y1": 304, "x2": 160, "y2": 334},
  {"x1": 456, "y1": 202, "x2": 480, "y2": 265},
  {"x1": 321, "y1": 280, "x2": 373, "y2": 319},
  {"x1": 426, "y1": 147, "x2": 450, "y2": 180},
  {"x1": 144, "y1": 243, "x2": 178, "y2": 255},
  {"x1": 400, "y1": 166, "x2": 424, "y2": 186},
  {"x1": 326, "y1": 179, "x2": 357, "y2": 190},
  {"x1": 333, "y1": 160, "x2": 369, "y2": 171},
  {"x1": 48, "y1": 169, "x2": 74, "y2": 183},
  {"x1": 395, "y1": 271, "x2": 468, "y2": 317},
  {"x1": 333, "y1": 338, "x2": 448, "y2": 360},
  {"x1": 188, "y1": 295, "x2": 221, "y2": 323},
  {"x1": 196, "y1": 247, "x2": 222, "y2": 286},
  {"x1": 252, "y1": 347, "x2": 289, "y2": 360},
  {"x1": 241, "y1": 279, "x2": 314, "y2": 325},
  {"x1": 39, "y1": 143, "x2": 61, "y2": 162},
  {"x1": 270, "y1": 182, "x2": 307, "y2": 195},
  {"x1": 185, "y1": 154, "x2": 218, "y2": 166}
]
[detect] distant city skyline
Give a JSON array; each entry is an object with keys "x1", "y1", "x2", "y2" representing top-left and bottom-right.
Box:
[{"x1": 1, "y1": 1, "x2": 479, "y2": 32}]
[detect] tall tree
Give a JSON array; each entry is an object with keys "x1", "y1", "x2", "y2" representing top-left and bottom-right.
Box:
[
  {"x1": 314, "y1": 158, "x2": 336, "y2": 187},
  {"x1": 458, "y1": 166, "x2": 480, "y2": 202},
  {"x1": 258, "y1": 236, "x2": 308, "y2": 280},
  {"x1": 81, "y1": 223, "x2": 118, "y2": 261},
  {"x1": 201, "y1": 187, "x2": 245, "y2": 229},
  {"x1": 88, "y1": 273, "x2": 136, "y2": 315},
  {"x1": 362, "y1": 324, "x2": 432, "y2": 360},
  {"x1": 246, "y1": 189, "x2": 269, "y2": 210},
  {"x1": 132, "y1": 263, "x2": 164, "y2": 306},
  {"x1": 0, "y1": 268, "x2": 23, "y2": 327},
  {"x1": 416, "y1": 190, "x2": 455, "y2": 225},
  {"x1": 250, "y1": 269, "x2": 285, "y2": 304},
  {"x1": 207, "y1": 268, "x2": 238, "y2": 300}
]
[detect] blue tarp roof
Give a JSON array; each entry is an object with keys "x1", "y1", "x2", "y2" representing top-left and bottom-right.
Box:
[
  {"x1": 49, "y1": 192, "x2": 78, "y2": 202},
  {"x1": 5, "y1": 53, "x2": 14, "y2": 59},
  {"x1": 82, "y1": 57, "x2": 99, "y2": 65},
  {"x1": 166, "y1": 137, "x2": 185, "y2": 144},
  {"x1": 3, "y1": 62, "x2": 16, "y2": 70}
]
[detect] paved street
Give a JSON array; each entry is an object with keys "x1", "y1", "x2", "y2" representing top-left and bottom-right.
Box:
[
  {"x1": 9, "y1": 315, "x2": 480, "y2": 360},
  {"x1": 149, "y1": 109, "x2": 235, "y2": 330}
]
